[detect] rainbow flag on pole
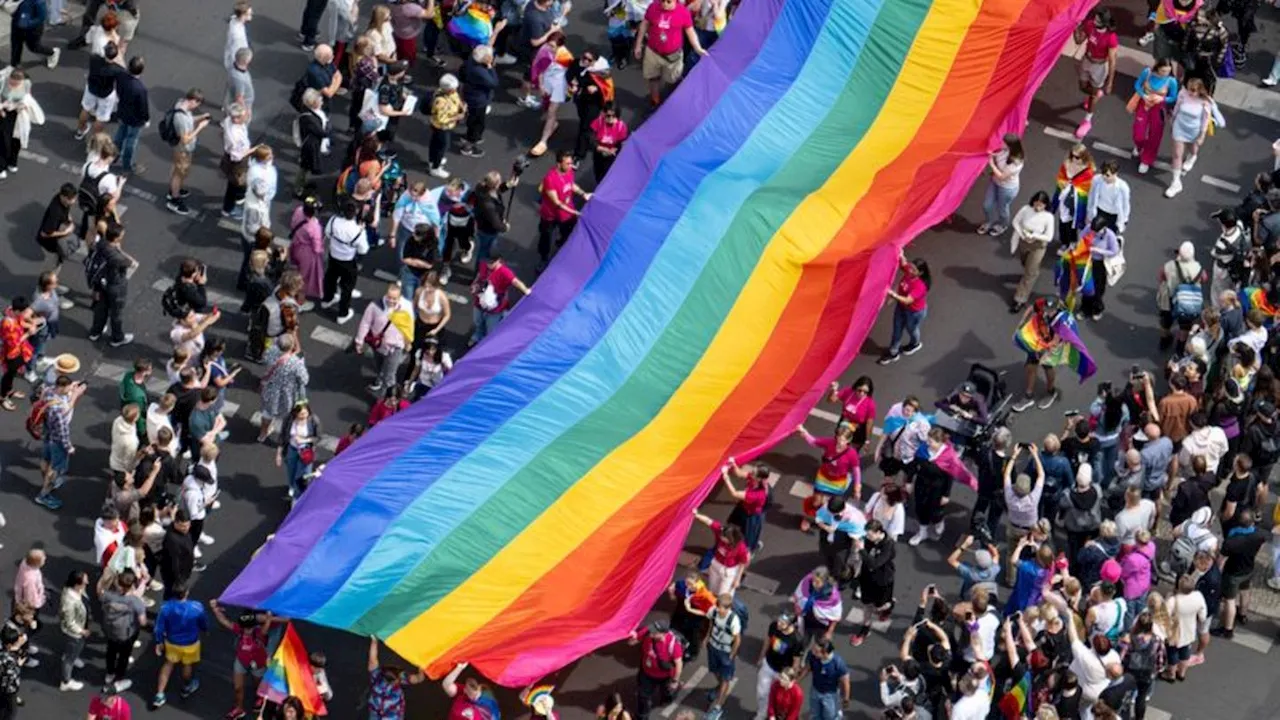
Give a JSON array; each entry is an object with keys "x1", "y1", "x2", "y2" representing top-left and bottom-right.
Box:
[
  {"x1": 1241, "y1": 286, "x2": 1280, "y2": 320},
  {"x1": 257, "y1": 623, "x2": 327, "y2": 716},
  {"x1": 1013, "y1": 311, "x2": 1095, "y2": 382},
  {"x1": 224, "y1": 0, "x2": 1098, "y2": 686},
  {"x1": 447, "y1": 3, "x2": 494, "y2": 48}
]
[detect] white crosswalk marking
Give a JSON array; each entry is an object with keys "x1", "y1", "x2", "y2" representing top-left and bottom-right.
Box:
[
  {"x1": 94, "y1": 362, "x2": 171, "y2": 395},
  {"x1": 660, "y1": 666, "x2": 708, "y2": 718},
  {"x1": 1201, "y1": 175, "x2": 1242, "y2": 193},
  {"x1": 222, "y1": 402, "x2": 240, "y2": 418},
  {"x1": 808, "y1": 407, "x2": 841, "y2": 423},
  {"x1": 310, "y1": 325, "x2": 352, "y2": 349},
  {"x1": 1042, "y1": 126, "x2": 1077, "y2": 141},
  {"x1": 789, "y1": 481, "x2": 813, "y2": 499},
  {"x1": 1145, "y1": 708, "x2": 1172, "y2": 720},
  {"x1": 1091, "y1": 141, "x2": 1130, "y2": 158},
  {"x1": 372, "y1": 268, "x2": 472, "y2": 305},
  {"x1": 1229, "y1": 627, "x2": 1274, "y2": 654},
  {"x1": 319, "y1": 435, "x2": 339, "y2": 453},
  {"x1": 151, "y1": 278, "x2": 240, "y2": 309}
]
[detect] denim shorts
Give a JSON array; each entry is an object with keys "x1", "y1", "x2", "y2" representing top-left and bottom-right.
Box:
[
  {"x1": 706, "y1": 647, "x2": 735, "y2": 680},
  {"x1": 42, "y1": 441, "x2": 69, "y2": 474}
]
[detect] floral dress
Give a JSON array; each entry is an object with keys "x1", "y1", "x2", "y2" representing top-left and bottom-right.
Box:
[{"x1": 258, "y1": 347, "x2": 309, "y2": 419}]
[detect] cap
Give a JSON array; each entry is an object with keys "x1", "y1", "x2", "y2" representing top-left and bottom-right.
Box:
[
  {"x1": 439, "y1": 73, "x2": 459, "y2": 90},
  {"x1": 1259, "y1": 399, "x2": 1277, "y2": 418},
  {"x1": 1100, "y1": 558, "x2": 1122, "y2": 584},
  {"x1": 959, "y1": 381, "x2": 976, "y2": 395},
  {"x1": 1226, "y1": 378, "x2": 1246, "y2": 403},
  {"x1": 388, "y1": 60, "x2": 410, "y2": 76},
  {"x1": 974, "y1": 549, "x2": 993, "y2": 569},
  {"x1": 54, "y1": 353, "x2": 80, "y2": 375},
  {"x1": 1014, "y1": 474, "x2": 1032, "y2": 496}
]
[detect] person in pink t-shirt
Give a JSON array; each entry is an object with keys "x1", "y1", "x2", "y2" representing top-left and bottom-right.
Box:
[
  {"x1": 1072, "y1": 8, "x2": 1117, "y2": 138},
  {"x1": 825, "y1": 375, "x2": 877, "y2": 448},
  {"x1": 632, "y1": 0, "x2": 706, "y2": 107},
  {"x1": 88, "y1": 684, "x2": 133, "y2": 720},
  {"x1": 590, "y1": 102, "x2": 629, "y2": 183},
  {"x1": 877, "y1": 250, "x2": 931, "y2": 365},
  {"x1": 536, "y1": 151, "x2": 592, "y2": 271}
]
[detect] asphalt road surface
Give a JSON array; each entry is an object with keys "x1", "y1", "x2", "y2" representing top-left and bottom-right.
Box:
[{"x1": 0, "y1": 0, "x2": 1277, "y2": 718}]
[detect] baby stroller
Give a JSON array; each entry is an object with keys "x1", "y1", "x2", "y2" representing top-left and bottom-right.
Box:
[{"x1": 933, "y1": 363, "x2": 1012, "y2": 460}]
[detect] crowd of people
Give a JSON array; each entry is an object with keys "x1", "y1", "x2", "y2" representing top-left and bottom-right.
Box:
[{"x1": 0, "y1": 0, "x2": 1276, "y2": 717}]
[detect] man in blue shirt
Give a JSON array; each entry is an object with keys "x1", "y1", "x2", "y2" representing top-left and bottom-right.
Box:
[
  {"x1": 798, "y1": 638, "x2": 849, "y2": 720},
  {"x1": 151, "y1": 582, "x2": 208, "y2": 709},
  {"x1": 113, "y1": 56, "x2": 150, "y2": 174}
]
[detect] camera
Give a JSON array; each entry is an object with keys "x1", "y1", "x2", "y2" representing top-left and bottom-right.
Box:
[
  {"x1": 511, "y1": 154, "x2": 532, "y2": 179},
  {"x1": 969, "y1": 513, "x2": 994, "y2": 547}
]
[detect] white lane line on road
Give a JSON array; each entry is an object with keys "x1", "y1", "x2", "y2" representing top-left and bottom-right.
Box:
[
  {"x1": 1060, "y1": 39, "x2": 1280, "y2": 121},
  {"x1": 17, "y1": 149, "x2": 49, "y2": 166},
  {"x1": 218, "y1": 219, "x2": 240, "y2": 232},
  {"x1": 151, "y1": 278, "x2": 240, "y2": 309},
  {"x1": 1091, "y1": 141, "x2": 1130, "y2": 159},
  {"x1": 788, "y1": 480, "x2": 813, "y2": 499},
  {"x1": 372, "y1": 269, "x2": 472, "y2": 305},
  {"x1": 222, "y1": 401, "x2": 240, "y2": 418},
  {"x1": 808, "y1": 407, "x2": 841, "y2": 423},
  {"x1": 1152, "y1": 160, "x2": 1174, "y2": 173},
  {"x1": 1144, "y1": 709, "x2": 1171, "y2": 720},
  {"x1": 1229, "y1": 626, "x2": 1274, "y2": 654},
  {"x1": 310, "y1": 325, "x2": 352, "y2": 349},
  {"x1": 93, "y1": 362, "x2": 169, "y2": 395},
  {"x1": 660, "y1": 666, "x2": 708, "y2": 718},
  {"x1": 318, "y1": 435, "x2": 339, "y2": 453},
  {"x1": 1042, "y1": 126, "x2": 1077, "y2": 142},
  {"x1": 1201, "y1": 175, "x2": 1242, "y2": 193},
  {"x1": 740, "y1": 572, "x2": 779, "y2": 596}
]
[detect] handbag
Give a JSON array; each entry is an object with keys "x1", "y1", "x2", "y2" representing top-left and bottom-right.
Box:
[
  {"x1": 299, "y1": 445, "x2": 316, "y2": 465},
  {"x1": 364, "y1": 316, "x2": 393, "y2": 352},
  {"x1": 1104, "y1": 235, "x2": 1126, "y2": 286},
  {"x1": 1125, "y1": 93, "x2": 1141, "y2": 114}
]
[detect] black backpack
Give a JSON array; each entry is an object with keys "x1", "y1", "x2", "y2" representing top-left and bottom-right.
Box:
[
  {"x1": 83, "y1": 244, "x2": 110, "y2": 290},
  {"x1": 78, "y1": 164, "x2": 107, "y2": 214},
  {"x1": 161, "y1": 283, "x2": 188, "y2": 319},
  {"x1": 157, "y1": 107, "x2": 182, "y2": 146}
]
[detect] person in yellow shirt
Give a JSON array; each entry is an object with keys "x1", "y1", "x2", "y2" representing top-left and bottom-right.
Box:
[{"x1": 428, "y1": 73, "x2": 465, "y2": 178}]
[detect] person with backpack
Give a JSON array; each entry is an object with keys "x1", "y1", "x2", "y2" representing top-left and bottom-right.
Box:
[
  {"x1": 629, "y1": 621, "x2": 685, "y2": 720},
  {"x1": 703, "y1": 593, "x2": 742, "y2": 720},
  {"x1": 162, "y1": 89, "x2": 210, "y2": 216},
  {"x1": 1210, "y1": 208, "x2": 1249, "y2": 303},
  {"x1": 1157, "y1": 242, "x2": 1205, "y2": 351},
  {"x1": 470, "y1": 253, "x2": 531, "y2": 346},
  {"x1": 34, "y1": 375, "x2": 86, "y2": 510},
  {"x1": 1239, "y1": 402, "x2": 1280, "y2": 493},
  {"x1": 77, "y1": 141, "x2": 125, "y2": 247},
  {"x1": 101, "y1": 568, "x2": 147, "y2": 692}
]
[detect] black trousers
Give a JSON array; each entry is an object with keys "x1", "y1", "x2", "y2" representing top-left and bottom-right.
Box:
[
  {"x1": 104, "y1": 633, "x2": 136, "y2": 679},
  {"x1": 537, "y1": 218, "x2": 577, "y2": 262},
  {"x1": 574, "y1": 104, "x2": 602, "y2": 160},
  {"x1": 463, "y1": 101, "x2": 487, "y2": 144},
  {"x1": 0, "y1": 114, "x2": 19, "y2": 170},
  {"x1": 428, "y1": 127, "x2": 451, "y2": 168},
  {"x1": 89, "y1": 285, "x2": 127, "y2": 343},
  {"x1": 635, "y1": 671, "x2": 673, "y2": 720},
  {"x1": 594, "y1": 151, "x2": 618, "y2": 185},
  {"x1": 298, "y1": 0, "x2": 328, "y2": 44},
  {"x1": 322, "y1": 256, "x2": 359, "y2": 315},
  {"x1": 10, "y1": 18, "x2": 54, "y2": 67},
  {"x1": 222, "y1": 178, "x2": 246, "y2": 213},
  {"x1": 0, "y1": 357, "x2": 23, "y2": 398},
  {"x1": 1081, "y1": 258, "x2": 1109, "y2": 316}
]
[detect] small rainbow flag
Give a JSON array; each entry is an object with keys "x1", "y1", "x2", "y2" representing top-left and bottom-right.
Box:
[
  {"x1": 521, "y1": 684, "x2": 555, "y2": 716},
  {"x1": 1054, "y1": 161, "x2": 1093, "y2": 230},
  {"x1": 996, "y1": 669, "x2": 1031, "y2": 719},
  {"x1": 1241, "y1": 287, "x2": 1280, "y2": 320},
  {"x1": 1054, "y1": 232, "x2": 1094, "y2": 311},
  {"x1": 1013, "y1": 311, "x2": 1095, "y2": 382},
  {"x1": 447, "y1": 3, "x2": 493, "y2": 48},
  {"x1": 257, "y1": 623, "x2": 327, "y2": 716}
]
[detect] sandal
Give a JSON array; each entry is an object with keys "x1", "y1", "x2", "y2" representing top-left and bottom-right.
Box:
[
  {"x1": 528, "y1": 141, "x2": 548, "y2": 158},
  {"x1": 1, "y1": 399, "x2": 14, "y2": 412},
  {"x1": 10, "y1": 390, "x2": 24, "y2": 399},
  {"x1": 975, "y1": 224, "x2": 990, "y2": 234}
]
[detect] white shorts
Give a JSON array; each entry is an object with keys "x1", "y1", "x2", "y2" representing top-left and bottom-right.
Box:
[
  {"x1": 542, "y1": 72, "x2": 568, "y2": 104},
  {"x1": 80, "y1": 87, "x2": 118, "y2": 122}
]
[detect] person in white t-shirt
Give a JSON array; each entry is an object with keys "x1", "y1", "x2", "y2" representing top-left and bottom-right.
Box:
[
  {"x1": 1163, "y1": 575, "x2": 1206, "y2": 682},
  {"x1": 977, "y1": 133, "x2": 1025, "y2": 237},
  {"x1": 950, "y1": 664, "x2": 992, "y2": 720}
]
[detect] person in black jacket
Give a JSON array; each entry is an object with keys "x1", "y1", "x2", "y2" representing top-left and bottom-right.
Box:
[
  {"x1": 113, "y1": 55, "x2": 149, "y2": 173},
  {"x1": 459, "y1": 45, "x2": 499, "y2": 157},
  {"x1": 850, "y1": 519, "x2": 896, "y2": 647},
  {"x1": 173, "y1": 259, "x2": 209, "y2": 313},
  {"x1": 293, "y1": 88, "x2": 330, "y2": 198},
  {"x1": 160, "y1": 510, "x2": 196, "y2": 599},
  {"x1": 472, "y1": 170, "x2": 517, "y2": 262},
  {"x1": 76, "y1": 42, "x2": 126, "y2": 140},
  {"x1": 569, "y1": 49, "x2": 613, "y2": 163}
]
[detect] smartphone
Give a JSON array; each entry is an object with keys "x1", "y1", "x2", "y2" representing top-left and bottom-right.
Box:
[
  {"x1": 925, "y1": 583, "x2": 936, "y2": 594},
  {"x1": 1064, "y1": 409, "x2": 1080, "y2": 417}
]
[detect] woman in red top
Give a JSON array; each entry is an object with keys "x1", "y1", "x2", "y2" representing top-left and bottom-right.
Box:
[
  {"x1": 795, "y1": 425, "x2": 861, "y2": 532},
  {"x1": 720, "y1": 458, "x2": 769, "y2": 551},
  {"x1": 368, "y1": 386, "x2": 410, "y2": 427},
  {"x1": 692, "y1": 510, "x2": 750, "y2": 596},
  {"x1": 590, "y1": 102, "x2": 629, "y2": 184},
  {"x1": 825, "y1": 375, "x2": 877, "y2": 447},
  {"x1": 766, "y1": 667, "x2": 803, "y2": 720},
  {"x1": 878, "y1": 251, "x2": 931, "y2": 365},
  {"x1": 0, "y1": 297, "x2": 39, "y2": 411}
]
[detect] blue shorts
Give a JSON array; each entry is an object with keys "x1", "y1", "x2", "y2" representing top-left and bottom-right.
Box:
[
  {"x1": 42, "y1": 441, "x2": 69, "y2": 474},
  {"x1": 706, "y1": 647, "x2": 735, "y2": 680}
]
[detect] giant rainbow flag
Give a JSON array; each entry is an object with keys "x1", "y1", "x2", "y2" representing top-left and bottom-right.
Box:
[{"x1": 224, "y1": 0, "x2": 1096, "y2": 686}]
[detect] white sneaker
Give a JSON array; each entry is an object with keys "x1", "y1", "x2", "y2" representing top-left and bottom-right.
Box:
[
  {"x1": 337, "y1": 309, "x2": 355, "y2": 324},
  {"x1": 320, "y1": 297, "x2": 339, "y2": 309},
  {"x1": 1137, "y1": 163, "x2": 1150, "y2": 174},
  {"x1": 148, "y1": 580, "x2": 163, "y2": 592},
  {"x1": 930, "y1": 521, "x2": 945, "y2": 539},
  {"x1": 60, "y1": 679, "x2": 83, "y2": 691},
  {"x1": 58, "y1": 299, "x2": 73, "y2": 310},
  {"x1": 24, "y1": 658, "x2": 38, "y2": 669},
  {"x1": 1181, "y1": 154, "x2": 1197, "y2": 172},
  {"x1": 429, "y1": 166, "x2": 450, "y2": 179},
  {"x1": 114, "y1": 679, "x2": 132, "y2": 692},
  {"x1": 1266, "y1": 576, "x2": 1280, "y2": 591},
  {"x1": 210, "y1": 500, "x2": 221, "y2": 510},
  {"x1": 46, "y1": 47, "x2": 60, "y2": 69},
  {"x1": 1164, "y1": 177, "x2": 1183, "y2": 198},
  {"x1": 1138, "y1": 31, "x2": 1154, "y2": 46},
  {"x1": 495, "y1": 53, "x2": 517, "y2": 65},
  {"x1": 1264, "y1": 76, "x2": 1280, "y2": 87},
  {"x1": 351, "y1": 289, "x2": 363, "y2": 299},
  {"x1": 199, "y1": 534, "x2": 214, "y2": 546},
  {"x1": 73, "y1": 659, "x2": 84, "y2": 669},
  {"x1": 194, "y1": 546, "x2": 203, "y2": 559},
  {"x1": 908, "y1": 528, "x2": 928, "y2": 546}
]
